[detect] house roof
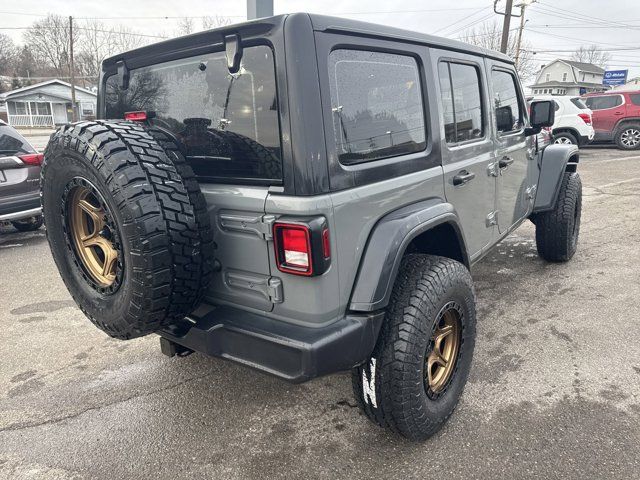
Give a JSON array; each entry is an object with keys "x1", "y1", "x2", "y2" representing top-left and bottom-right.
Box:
[
  {"x1": 530, "y1": 81, "x2": 605, "y2": 88},
  {"x1": 562, "y1": 60, "x2": 605, "y2": 74},
  {"x1": 0, "y1": 79, "x2": 97, "y2": 101}
]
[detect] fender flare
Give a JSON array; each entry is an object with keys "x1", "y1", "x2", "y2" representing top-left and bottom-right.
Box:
[
  {"x1": 348, "y1": 199, "x2": 469, "y2": 312},
  {"x1": 533, "y1": 144, "x2": 579, "y2": 213}
]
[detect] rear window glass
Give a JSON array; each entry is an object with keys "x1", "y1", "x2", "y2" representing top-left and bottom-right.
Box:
[
  {"x1": 328, "y1": 49, "x2": 426, "y2": 165},
  {"x1": 570, "y1": 97, "x2": 588, "y2": 109},
  {"x1": 630, "y1": 94, "x2": 640, "y2": 106},
  {"x1": 104, "y1": 45, "x2": 282, "y2": 184},
  {"x1": 584, "y1": 95, "x2": 622, "y2": 110},
  {"x1": 0, "y1": 126, "x2": 35, "y2": 156}
]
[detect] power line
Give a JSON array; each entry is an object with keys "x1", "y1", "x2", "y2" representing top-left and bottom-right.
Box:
[
  {"x1": 0, "y1": 25, "x2": 166, "y2": 38},
  {"x1": 432, "y1": 7, "x2": 492, "y2": 35}
]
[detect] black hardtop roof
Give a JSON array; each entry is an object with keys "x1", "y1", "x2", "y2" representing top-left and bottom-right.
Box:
[{"x1": 102, "y1": 12, "x2": 513, "y2": 68}]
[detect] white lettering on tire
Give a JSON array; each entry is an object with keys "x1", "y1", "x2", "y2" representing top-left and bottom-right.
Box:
[{"x1": 362, "y1": 358, "x2": 378, "y2": 408}]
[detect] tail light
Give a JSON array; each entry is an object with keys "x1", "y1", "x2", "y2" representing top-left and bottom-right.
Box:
[
  {"x1": 273, "y1": 218, "x2": 331, "y2": 276},
  {"x1": 19, "y1": 153, "x2": 44, "y2": 166},
  {"x1": 124, "y1": 111, "x2": 148, "y2": 121},
  {"x1": 578, "y1": 113, "x2": 592, "y2": 125}
]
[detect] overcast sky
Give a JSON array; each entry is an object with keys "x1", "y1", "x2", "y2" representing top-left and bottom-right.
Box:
[{"x1": 2, "y1": 0, "x2": 640, "y2": 80}]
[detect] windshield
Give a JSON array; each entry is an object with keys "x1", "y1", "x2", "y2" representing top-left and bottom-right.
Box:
[
  {"x1": 0, "y1": 125, "x2": 36, "y2": 156},
  {"x1": 104, "y1": 45, "x2": 282, "y2": 184}
]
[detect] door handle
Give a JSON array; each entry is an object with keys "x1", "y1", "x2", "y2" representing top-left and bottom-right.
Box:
[
  {"x1": 499, "y1": 156, "x2": 514, "y2": 169},
  {"x1": 452, "y1": 170, "x2": 476, "y2": 186},
  {"x1": 614, "y1": 111, "x2": 624, "y2": 115}
]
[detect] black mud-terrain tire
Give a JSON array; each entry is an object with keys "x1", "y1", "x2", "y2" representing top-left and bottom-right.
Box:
[
  {"x1": 42, "y1": 120, "x2": 213, "y2": 339},
  {"x1": 614, "y1": 124, "x2": 640, "y2": 150},
  {"x1": 11, "y1": 215, "x2": 43, "y2": 232},
  {"x1": 535, "y1": 172, "x2": 582, "y2": 262},
  {"x1": 352, "y1": 254, "x2": 476, "y2": 441},
  {"x1": 222, "y1": 130, "x2": 282, "y2": 179},
  {"x1": 553, "y1": 131, "x2": 578, "y2": 146}
]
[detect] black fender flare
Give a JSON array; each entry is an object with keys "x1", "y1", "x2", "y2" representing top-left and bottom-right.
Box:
[
  {"x1": 348, "y1": 199, "x2": 469, "y2": 312},
  {"x1": 533, "y1": 144, "x2": 579, "y2": 213}
]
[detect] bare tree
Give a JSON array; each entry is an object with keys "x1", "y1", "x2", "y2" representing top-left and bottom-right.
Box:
[
  {"x1": 23, "y1": 14, "x2": 78, "y2": 77},
  {"x1": 571, "y1": 45, "x2": 611, "y2": 68},
  {"x1": 0, "y1": 34, "x2": 18, "y2": 76},
  {"x1": 459, "y1": 21, "x2": 536, "y2": 81},
  {"x1": 201, "y1": 15, "x2": 233, "y2": 30},
  {"x1": 177, "y1": 18, "x2": 195, "y2": 35},
  {"x1": 176, "y1": 15, "x2": 233, "y2": 36}
]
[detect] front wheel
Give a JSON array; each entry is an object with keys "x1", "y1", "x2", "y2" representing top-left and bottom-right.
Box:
[
  {"x1": 535, "y1": 172, "x2": 582, "y2": 262},
  {"x1": 352, "y1": 254, "x2": 476, "y2": 441}
]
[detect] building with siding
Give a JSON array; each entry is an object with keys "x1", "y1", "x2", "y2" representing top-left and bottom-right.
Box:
[
  {"x1": 529, "y1": 60, "x2": 607, "y2": 96},
  {"x1": 0, "y1": 80, "x2": 97, "y2": 128}
]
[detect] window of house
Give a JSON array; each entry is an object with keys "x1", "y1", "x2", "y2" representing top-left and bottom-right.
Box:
[
  {"x1": 328, "y1": 49, "x2": 426, "y2": 164},
  {"x1": 545, "y1": 73, "x2": 550, "y2": 82},
  {"x1": 491, "y1": 69, "x2": 523, "y2": 133},
  {"x1": 81, "y1": 102, "x2": 95, "y2": 116},
  {"x1": 32, "y1": 102, "x2": 51, "y2": 116},
  {"x1": 438, "y1": 61, "x2": 484, "y2": 144},
  {"x1": 562, "y1": 72, "x2": 567, "y2": 82},
  {"x1": 10, "y1": 101, "x2": 27, "y2": 115},
  {"x1": 584, "y1": 95, "x2": 623, "y2": 110}
]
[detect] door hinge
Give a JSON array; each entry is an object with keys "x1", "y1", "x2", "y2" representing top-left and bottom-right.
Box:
[
  {"x1": 260, "y1": 214, "x2": 276, "y2": 240},
  {"x1": 225, "y1": 270, "x2": 284, "y2": 304},
  {"x1": 486, "y1": 211, "x2": 498, "y2": 227},
  {"x1": 219, "y1": 213, "x2": 276, "y2": 240},
  {"x1": 487, "y1": 162, "x2": 501, "y2": 177}
]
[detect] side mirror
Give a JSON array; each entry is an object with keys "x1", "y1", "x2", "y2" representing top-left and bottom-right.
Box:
[
  {"x1": 496, "y1": 105, "x2": 514, "y2": 133},
  {"x1": 526, "y1": 100, "x2": 555, "y2": 136}
]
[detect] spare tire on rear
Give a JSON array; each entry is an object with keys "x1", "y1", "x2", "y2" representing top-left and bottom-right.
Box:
[{"x1": 42, "y1": 120, "x2": 213, "y2": 339}]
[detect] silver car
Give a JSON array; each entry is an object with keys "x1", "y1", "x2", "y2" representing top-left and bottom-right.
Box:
[{"x1": 0, "y1": 120, "x2": 43, "y2": 231}]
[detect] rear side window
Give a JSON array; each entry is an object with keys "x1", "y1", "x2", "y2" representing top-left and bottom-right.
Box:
[
  {"x1": 328, "y1": 49, "x2": 426, "y2": 164},
  {"x1": 584, "y1": 95, "x2": 623, "y2": 110},
  {"x1": 104, "y1": 45, "x2": 282, "y2": 184},
  {"x1": 570, "y1": 97, "x2": 588, "y2": 109},
  {"x1": 438, "y1": 61, "x2": 484, "y2": 144},
  {"x1": 0, "y1": 126, "x2": 36, "y2": 156},
  {"x1": 491, "y1": 69, "x2": 524, "y2": 133},
  {"x1": 630, "y1": 94, "x2": 640, "y2": 106}
]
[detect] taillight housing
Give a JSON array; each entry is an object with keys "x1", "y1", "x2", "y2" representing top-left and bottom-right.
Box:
[
  {"x1": 273, "y1": 217, "x2": 331, "y2": 276},
  {"x1": 19, "y1": 153, "x2": 44, "y2": 166},
  {"x1": 124, "y1": 110, "x2": 149, "y2": 121},
  {"x1": 578, "y1": 113, "x2": 592, "y2": 125}
]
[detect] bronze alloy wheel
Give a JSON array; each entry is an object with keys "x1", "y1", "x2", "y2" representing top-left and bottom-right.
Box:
[
  {"x1": 65, "y1": 178, "x2": 122, "y2": 292},
  {"x1": 426, "y1": 302, "x2": 462, "y2": 396}
]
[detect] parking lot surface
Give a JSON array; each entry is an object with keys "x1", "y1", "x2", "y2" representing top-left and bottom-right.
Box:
[{"x1": 1, "y1": 147, "x2": 639, "y2": 479}]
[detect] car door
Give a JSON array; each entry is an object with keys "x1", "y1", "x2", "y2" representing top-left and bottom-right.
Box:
[
  {"x1": 584, "y1": 94, "x2": 625, "y2": 139},
  {"x1": 434, "y1": 50, "x2": 495, "y2": 259},
  {"x1": 486, "y1": 62, "x2": 532, "y2": 234}
]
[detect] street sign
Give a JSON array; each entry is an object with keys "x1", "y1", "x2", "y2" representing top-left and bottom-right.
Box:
[{"x1": 603, "y1": 70, "x2": 628, "y2": 86}]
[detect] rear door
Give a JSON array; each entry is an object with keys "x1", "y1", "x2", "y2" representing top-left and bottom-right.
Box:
[
  {"x1": 584, "y1": 94, "x2": 625, "y2": 138},
  {"x1": 0, "y1": 125, "x2": 40, "y2": 198},
  {"x1": 486, "y1": 62, "x2": 533, "y2": 233},
  {"x1": 102, "y1": 44, "x2": 284, "y2": 312},
  {"x1": 434, "y1": 50, "x2": 496, "y2": 258}
]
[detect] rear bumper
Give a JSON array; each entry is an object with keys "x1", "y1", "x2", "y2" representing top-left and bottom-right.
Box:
[
  {"x1": 159, "y1": 305, "x2": 385, "y2": 383},
  {"x1": 578, "y1": 133, "x2": 593, "y2": 146},
  {"x1": 0, "y1": 190, "x2": 41, "y2": 221}
]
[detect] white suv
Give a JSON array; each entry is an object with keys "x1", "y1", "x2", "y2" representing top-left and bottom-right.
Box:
[{"x1": 531, "y1": 95, "x2": 594, "y2": 146}]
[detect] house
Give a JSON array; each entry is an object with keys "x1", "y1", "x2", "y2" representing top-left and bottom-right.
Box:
[
  {"x1": 612, "y1": 76, "x2": 640, "y2": 91},
  {"x1": 530, "y1": 60, "x2": 607, "y2": 96},
  {"x1": 0, "y1": 79, "x2": 97, "y2": 128}
]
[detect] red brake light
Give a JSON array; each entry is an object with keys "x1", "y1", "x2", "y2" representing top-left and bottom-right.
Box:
[
  {"x1": 19, "y1": 153, "x2": 44, "y2": 166},
  {"x1": 124, "y1": 111, "x2": 147, "y2": 121},
  {"x1": 274, "y1": 223, "x2": 312, "y2": 275},
  {"x1": 578, "y1": 113, "x2": 592, "y2": 125}
]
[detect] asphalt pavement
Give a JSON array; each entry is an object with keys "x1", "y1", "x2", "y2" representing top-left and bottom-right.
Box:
[{"x1": 1, "y1": 147, "x2": 639, "y2": 479}]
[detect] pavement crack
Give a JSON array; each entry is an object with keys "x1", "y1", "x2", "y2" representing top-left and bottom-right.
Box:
[{"x1": 0, "y1": 372, "x2": 215, "y2": 434}]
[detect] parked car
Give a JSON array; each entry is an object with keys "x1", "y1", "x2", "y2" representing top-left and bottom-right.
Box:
[
  {"x1": 0, "y1": 120, "x2": 43, "y2": 231},
  {"x1": 531, "y1": 95, "x2": 594, "y2": 146},
  {"x1": 582, "y1": 90, "x2": 640, "y2": 149},
  {"x1": 41, "y1": 13, "x2": 581, "y2": 441}
]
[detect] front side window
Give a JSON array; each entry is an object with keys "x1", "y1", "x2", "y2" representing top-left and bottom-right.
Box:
[
  {"x1": 438, "y1": 61, "x2": 484, "y2": 144},
  {"x1": 491, "y1": 69, "x2": 524, "y2": 133},
  {"x1": 104, "y1": 45, "x2": 282, "y2": 183},
  {"x1": 584, "y1": 95, "x2": 623, "y2": 110},
  {"x1": 328, "y1": 49, "x2": 426, "y2": 164}
]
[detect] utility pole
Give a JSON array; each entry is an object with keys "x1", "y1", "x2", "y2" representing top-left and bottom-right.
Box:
[
  {"x1": 499, "y1": 0, "x2": 514, "y2": 54},
  {"x1": 514, "y1": 0, "x2": 535, "y2": 69},
  {"x1": 69, "y1": 15, "x2": 77, "y2": 122}
]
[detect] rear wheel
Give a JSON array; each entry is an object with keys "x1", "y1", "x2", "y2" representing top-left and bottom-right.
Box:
[
  {"x1": 352, "y1": 254, "x2": 476, "y2": 441},
  {"x1": 11, "y1": 215, "x2": 43, "y2": 232},
  {"x1": 553, "y1": 131, "x2": 578, "y2": 145},
  {"x1": 42, "y1": 121, "x2": 213, "y2": 339},
  {"x1": 615, "y1": 124, "x2": 640, "y2": 150}
]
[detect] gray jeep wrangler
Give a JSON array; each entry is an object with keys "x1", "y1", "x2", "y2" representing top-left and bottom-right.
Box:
[{"x1": 42, "y1": 13, "x2": 581, "y2": 441}]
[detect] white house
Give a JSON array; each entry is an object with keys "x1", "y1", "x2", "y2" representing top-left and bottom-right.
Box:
[
  {"x1": 0, "y1": 79, "x2": 97, "y2": 128},
  {"x1": 530, "y1": 60, "x2": 607, "y2": 96}
]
